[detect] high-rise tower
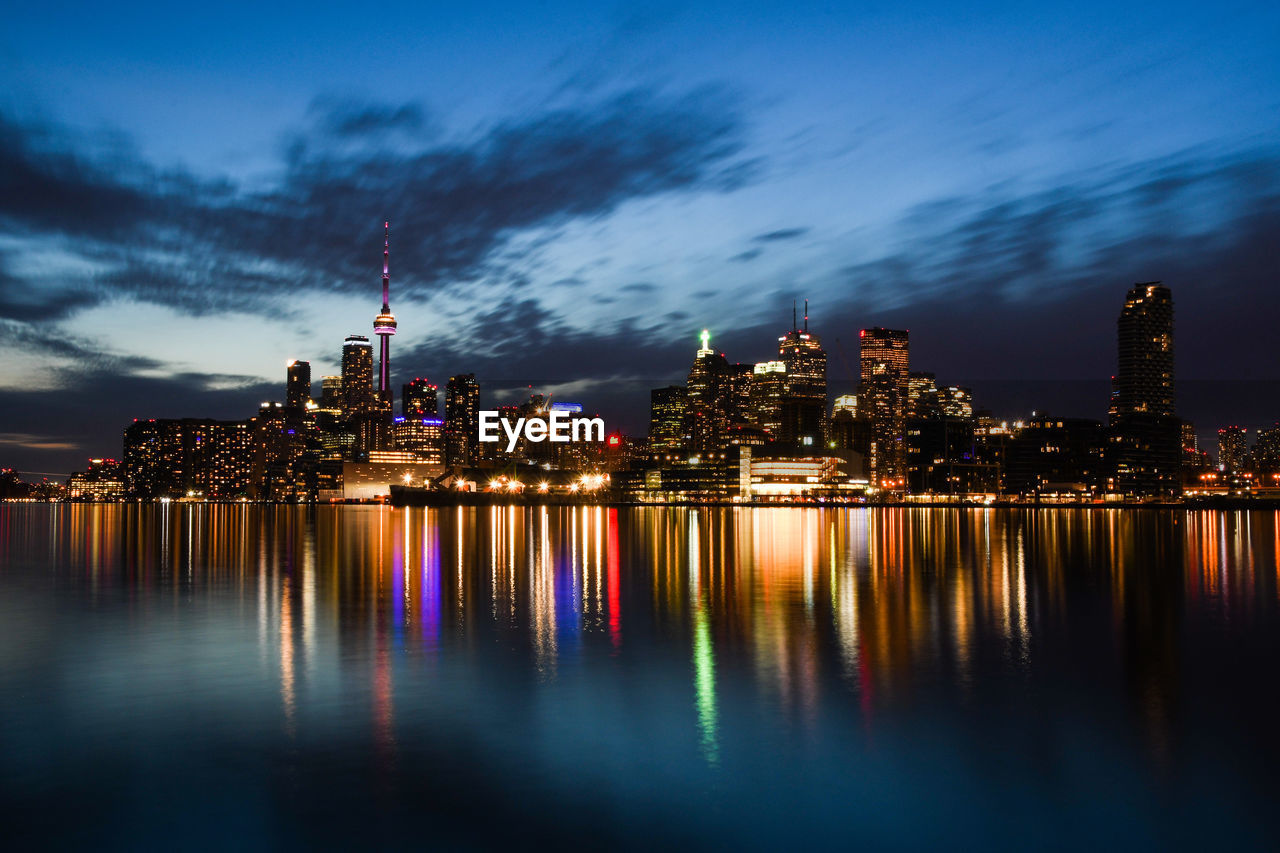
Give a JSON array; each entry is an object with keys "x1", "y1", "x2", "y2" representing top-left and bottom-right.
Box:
[
  {"x1": 777, "y1": 300, "x2": 827, "y2": 447},
  {"x1": 373, "y1": 221, "x2": 397, "y2": 410},
  {"x1": 1109, "y1": 282, "x2": 1179, "y2": 496},
  {"x1": 859, "y1": 327, "x2": 910, "y2": 488}
]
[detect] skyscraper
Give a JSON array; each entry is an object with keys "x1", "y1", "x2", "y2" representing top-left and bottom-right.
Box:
[
  {"x1": 444, "y1": 374, "x2": 480, "y2": 467},
  {"x1": 286, "y1": 359, "x2": 311, "y2": 409},
  {"x1": 403, "y1": 378, "x2": 439, "y2": 419},
  {"x1": 749, "y1": 361, "x2": 787, "y2": 437},
  {"x1": 341, "y1": 335, "x2": 374, "y2": 417},
  {"x1": 1218, "y1": 426, "x2": 1248, "y2": 472},
  {"x1": 1110, "y1": 282, "x2": 1179, "y2": 496},
  {"x1": 648, "y1": 385, "x2": 688, "y2": 453},
  {"x1": 1113, "y1": 282, "x2": 1174, "y2": 419},
  {"x1": 686, "y1": 329, "x2": 732, "y2": 452},
  {"x1": 859, "y1": 327, "x2": 909, "y2": 487},
  {"x1": 777, "y1": 301, "x2": 827, "y2": 447},
  {"x1": 372, "y1": 221, "x2": 397, "y2": 411}
]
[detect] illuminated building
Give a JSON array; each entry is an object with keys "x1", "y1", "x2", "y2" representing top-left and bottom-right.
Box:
[
  {"x1": 1218, "y1": 426, "x2": 1249, "y2": 472},
  {"x1": 859, "y1": 327, "x2": 909, "y2": 487},
  {"x1": 1253, "y1": 423, "x2": 1280, "y2": 472},
  {"x1": 403, "y1": 378, "x2": 439, "y2": 418},
  {"x1": 123, "y1": 418, "x2": 255, "y2": 499},
  {"x1": 687, "y1": 329, "x2": 733, "y2": 452},
  {"x1": 905, "y1": 418, "x2": 996, "y2": 495},
  {"x1": 1109, "y1": 282, "x2": 1180, "y2": 496},
  {"x1": 444, "y1": 373, "x2": 480, "y2": 467},
  {"x1": 1180, "y1": 420, "x2": 1210, "y2": 470},
  {"x1": 750, "y1": 361, "x2": 787, "y2": 438},
  {"x1": 286, "y1": 359, "x2": 311, "y2": 408},
  {"x1": 648, "y1": 385, "x2": 688, "y2": 452},
  {"x1": 319, "y1": 376, "x2": 342, "y2": 413},
  {"x1": 832, "y1": 394, "x2": 857, "y2": 417},
  {"x1": 392, "y1": 417, "x2": 445, "y2": 466},
  {"x1": 253, "y1": 402, "x2": 317, "y2": 501},
  {"x1": 906, "y1": 372, "x2": 940, "y2": 419},
  {"x1": 939, "y1": 385, "x2": 973, "y2": 419},
  {"x1": 1113, "y1": 282, "x2": 1174, "y2": 418},
  {"x1": 372, "y1": 221, "x2": 397, "y2": 411},
  {"x1": 1005, "y1": 416, "x2": 1105, "y2": 496},
  {"x1": 777, "y1": 302, "x2": 827, "y2": 448},
  {"x1": 341, "y1": 335, "x2": 375, "y2": 416},
  {"x1": 67, "y1": 458, "x2": 124, "y2": 501}
]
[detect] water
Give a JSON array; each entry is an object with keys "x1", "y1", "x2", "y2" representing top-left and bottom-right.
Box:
[{"x1": 1, "y1": 505, "x2": 1278, "y2": 850}]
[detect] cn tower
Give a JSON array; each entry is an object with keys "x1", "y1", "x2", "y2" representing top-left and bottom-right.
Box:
[{"x1": 373, "y1": 220, "x2": 397, "y2": 407}]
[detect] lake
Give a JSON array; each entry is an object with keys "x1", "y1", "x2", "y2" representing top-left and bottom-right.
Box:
[{"x1": 1, "y1": 504, "x2": 1277, "y2": 850}]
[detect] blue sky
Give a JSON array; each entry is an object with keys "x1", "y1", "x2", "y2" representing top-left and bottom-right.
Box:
[{"x1": 1, "y1": 1, "x2": 1278, "y2": 472}]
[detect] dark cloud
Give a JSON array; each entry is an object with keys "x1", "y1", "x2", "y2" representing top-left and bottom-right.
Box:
[
  {"x1": 308, "y1": 98, "x2": 431, "y2": 138},
  {"x1": 0, "y1": 85, "x2": 750, "y2": 321},
  {"x1": 751, "y1": 227, "x2": 809, "y2": 243},
  {"x1": 730, "y1": 248, "x2": 762, "y2": 263},
  {"x1": 620, "y1": 282, "x2": 657, "y2": 293}
]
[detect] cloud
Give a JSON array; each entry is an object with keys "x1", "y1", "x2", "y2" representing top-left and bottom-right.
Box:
[
  {"x1": 751, "y1": 227, "x2": 809, "y2": 243},
  {"x1": 0, "y1": 85, "x2": 750, "y2": 322}
]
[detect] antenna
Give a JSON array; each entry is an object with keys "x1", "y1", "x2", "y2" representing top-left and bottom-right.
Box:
[
  {"x1": 804, "y1": 299, "x2": 809, "y2": 332},
  {"x1": 382, "y1": 221, "x2": 390, "y2": 309},
  {"x1": 792, "y1": 299, "x2": 797, "y2": 330}
]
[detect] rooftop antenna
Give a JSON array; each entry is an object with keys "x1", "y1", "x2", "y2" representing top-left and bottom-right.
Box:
[
  {"x1": 792, "y1": 299, "x2": 797, "y2": 331},
  {"x1": 804, "y1": 299, "x2": 809, "y2": 332}
]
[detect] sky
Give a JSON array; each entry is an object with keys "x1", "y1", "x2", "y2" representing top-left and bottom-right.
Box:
[{"x1": 1, "y1": 0, "x2": 1278, "y2": 475}]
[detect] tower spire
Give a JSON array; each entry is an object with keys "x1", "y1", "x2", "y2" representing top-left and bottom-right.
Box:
[
  {"x1": 792, "y1": 299, "x2": 797, "y2": 331},
  {"x1": 373, "y1": 219, "x2": 398, "y2": 399},
  {"x1": 382, "y1": 220, "x2": 390, "y2": 310},
  {"x1": 804, "y1": 299, "x2": 808, "y2": 332}
]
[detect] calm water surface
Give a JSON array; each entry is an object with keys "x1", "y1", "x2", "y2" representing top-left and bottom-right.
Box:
[{"x1": 1, "y1": 505, "x2": 1278, "y2": 850}]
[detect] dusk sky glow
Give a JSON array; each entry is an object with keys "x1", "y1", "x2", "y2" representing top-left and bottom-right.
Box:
[{"x1": 1, "y1": 0, "x2": 1278, "y2": 473}]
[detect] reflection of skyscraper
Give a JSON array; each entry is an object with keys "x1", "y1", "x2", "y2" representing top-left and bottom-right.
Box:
[
  {"x1": 1110, "y1": 282, "x2": 1179, "y2": 496},
  {"x1": 859, "y1": 327, "x2": 909, "y2": 486},
  {"x1": 286, "y1": 359, "x2": 311, "y2": 409},
  {"x1": 445, "y1": 374, "x2": 480, "y2": 467},
  {"x1": 403, "y1": 378, "x2": 438, "y2": 419},
  {"x1": 372, "y1": 221, "x2": 397, "y2": 411},
  {"x1": 777, "y1": 302, "x2": 827, "y2": 448},
  {"x1": 341, "y1": 335, "x2": 375, "y2": 417}
]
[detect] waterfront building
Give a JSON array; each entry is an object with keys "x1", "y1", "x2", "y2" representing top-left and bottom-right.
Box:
[
  {"x1": 686, "y1": 329, "x2": 733, "y2": 452},
  {"x1": 777, "y1": 303, "x2": 827, "y2": 448},
  {"x1": 648, "y1": 386, "x2": 688, "y2": 452},
  {"x1": 341, "y1": 335, "x2": 375, "y2": 417},
  {"x1": 67, "y1": 458, "x2": 125, "y2": 501},
  {"x1": 1218, "y1": 426, "x2": 1249, "y2": 472},
  {"x1": 391, "y1": 417, "x2": 445, "y2": 466},
  {"x1": 1254, "y1": 424, "x2": 1280, "y2": 472},
  {"x1": 1006, "y1": 416, "x2": 1106, "y2": 497},
  {"x1": 860, "y1": 327, "x2": 910, "y2": 488},
  {"x1": 1109, "y1": 282, "x2": 1180, "y2": 496},
  {"x1": 444, "y1": 374, "x2": 480, "y2": 467}
]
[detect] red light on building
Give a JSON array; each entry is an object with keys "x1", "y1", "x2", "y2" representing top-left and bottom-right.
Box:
[{"x1": 606, "y1": 434, "x2": 622, "y2": 448}]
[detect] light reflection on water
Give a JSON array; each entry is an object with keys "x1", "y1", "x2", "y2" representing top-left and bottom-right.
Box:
[{"x1": 1, "y1": 504, "x2": 1279, "y2": 850}]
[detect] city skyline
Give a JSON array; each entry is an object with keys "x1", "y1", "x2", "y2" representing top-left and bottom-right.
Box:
[{"x1": 2, "y1": 1, "x2": 1279, "y2": 475}]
